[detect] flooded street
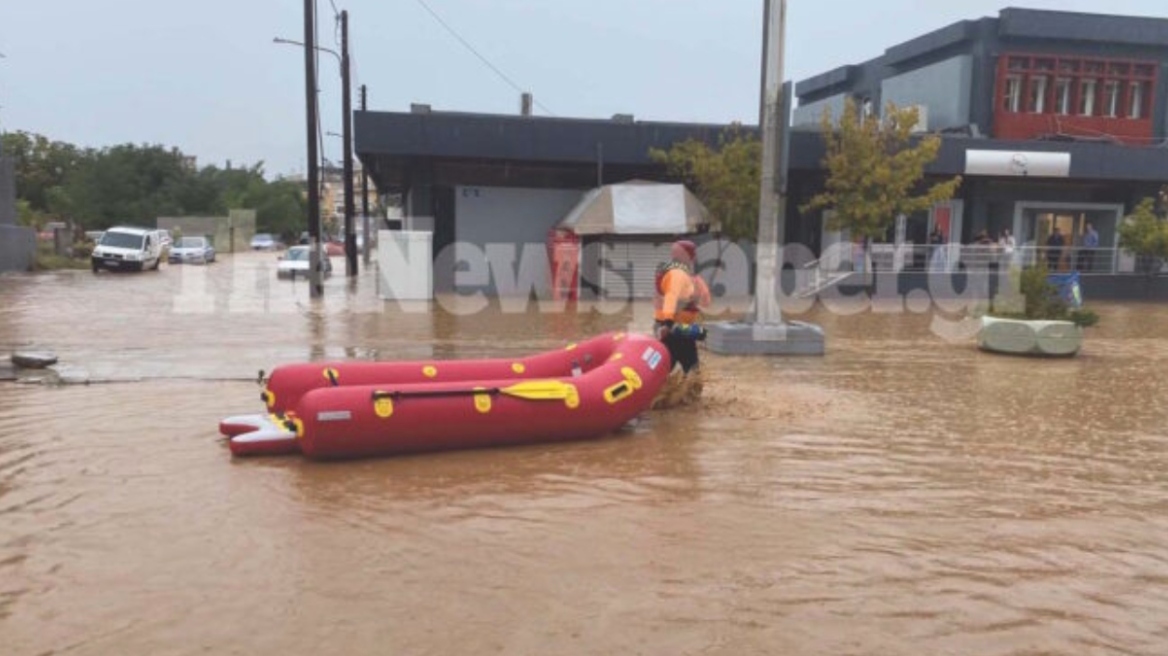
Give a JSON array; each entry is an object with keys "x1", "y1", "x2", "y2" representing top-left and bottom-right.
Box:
[{"x1": 2, "y1": 252, "x2": 1167, "y2": 655}]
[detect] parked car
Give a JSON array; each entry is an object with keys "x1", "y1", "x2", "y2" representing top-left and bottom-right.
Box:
[
  {"x1": 277, "y1": 245, "x2": 333, "y2": 280},
  {"x1": 251, "y1": 233, "x2": 283, "y2": 251},
  {"x1": 168, "y1": 235, "x2": 216, "y2": 264},
  {"x1": 91, "y1": 226, "x2": 165, "y2": 272}
]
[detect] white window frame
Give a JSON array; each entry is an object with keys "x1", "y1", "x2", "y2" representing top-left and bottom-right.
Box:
[
  {"x1": 1079, "y1": 79, "x2": 1096, "y2": 116},
  {"x1": 1029, "y1": 75, "x2": 1048, "y2": 114},
  {"x1": 1129, "y1": 82, "x2": 1145, "y2": 119},
  {"x1": 1004, "y1": 75, "x2": 1023, "y2": 113},
  {"x1": 1055, "y1": 78, "x2": 1072, "y2": 115},
  {"x1": 1104, "y1": 80, "x2": 1121, "y2": 118}
]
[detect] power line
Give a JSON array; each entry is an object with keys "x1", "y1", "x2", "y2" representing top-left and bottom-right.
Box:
[{"x1": 411, "y1": 0, "x2": 555, "y2": 116}]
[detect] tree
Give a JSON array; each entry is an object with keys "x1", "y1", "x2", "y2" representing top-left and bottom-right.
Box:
[
  {"x1": 801, "y1": 98, "x2": 962, "y2": 241},
  {"x1": 650, "y1": 126, "x2": 760, "y2": 241},
  {"x1": 4, "y1": 129, "x2": 307, "y2": 239},
  {"x1": 0, "y1": 131, "x2": 85, "y2": 214},
  {"x1": 1117, "y1": 196, "x2": 1168, "y2": 277}
]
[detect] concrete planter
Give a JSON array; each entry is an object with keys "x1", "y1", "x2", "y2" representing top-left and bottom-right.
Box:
[{"x1": 978, "y1": 316, "x2": 1082, "y2": 358}]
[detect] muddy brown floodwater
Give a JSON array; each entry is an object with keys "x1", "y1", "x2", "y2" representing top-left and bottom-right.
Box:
[{"x1": 1, "y1": 252, "x2": 1167, "y2": 655}]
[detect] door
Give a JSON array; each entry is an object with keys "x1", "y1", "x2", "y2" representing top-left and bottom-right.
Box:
[{"x1": 929, "y1": 200, "x2": 964, "y2": 272}]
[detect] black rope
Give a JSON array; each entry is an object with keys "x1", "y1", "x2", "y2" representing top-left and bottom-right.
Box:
[{"x1": 372, "y1": 388, "x2": 500, "y2": 401}]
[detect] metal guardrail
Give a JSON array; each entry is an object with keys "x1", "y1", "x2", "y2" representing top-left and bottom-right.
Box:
[
  {"x1": 792, "y1": 244, "x2": 1166, "y2": 299},
  {"x1": 814, "y1": 244, "x2": 1165, "y2": 276}
]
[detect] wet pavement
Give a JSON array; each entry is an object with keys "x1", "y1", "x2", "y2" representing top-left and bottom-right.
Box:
[{"x1": 1, "y1": 252, "x2": 1167, "y2": 655}]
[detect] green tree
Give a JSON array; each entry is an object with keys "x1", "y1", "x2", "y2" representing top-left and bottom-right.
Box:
[
  {"x1": 649, "y1": 126, "x2": 760, "y2": 241},
  {"x1": 5, "y1": 130, "x2": 306, "y2": 239},
  {"x1": 802, "y1": 98, "x2": 962, "y2": 240},
  {"x1": 61, "y1": 144, "x2": 195, "y2": 228},
  {"x1": 0, "y1": 131, "x2": 86, "y2": 213},
  {"x1": 1118, "y1": 196, "x2": 1168, "y2": 277}
]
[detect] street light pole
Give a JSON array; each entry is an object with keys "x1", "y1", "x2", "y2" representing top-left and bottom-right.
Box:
[
  {"x1": 360, "y1": 84, "x2": 371, "y2": 267},
  {"x1": 303, "y1": 0, "x2": 323, "y2": 298},
  {"x1": 341, "y1": 10, "x2": 357, "y2": 277}
]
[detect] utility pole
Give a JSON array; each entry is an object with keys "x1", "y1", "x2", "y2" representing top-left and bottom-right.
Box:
[
  {"x1": 360, "y1": 84, "x2": 371, "y2": 266},
  {"x1": 304, "y1": 0, "x2": 323, "y2": 298},
  {"x1": 341, "y1": 10, "x2": 357, "y2": 276},
  {"x1": 706, "y1": 0, "x2": 823, "y2": 355},
  {"x1": 752, "y1": 0, "x2": 786, "y2": 324}
]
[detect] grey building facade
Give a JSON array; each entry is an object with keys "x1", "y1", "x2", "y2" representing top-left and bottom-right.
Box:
[
  {"x1": 0, "y1": 154, "x2": 36, "y2": 273},
  {"x1": 356, "y1": 108, "x2": 730, "y2": 295}
]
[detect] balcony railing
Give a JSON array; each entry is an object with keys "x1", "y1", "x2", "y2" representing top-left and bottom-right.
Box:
[{"x1": 819, "y1": 243, "x2": 1167, "y2": 276}]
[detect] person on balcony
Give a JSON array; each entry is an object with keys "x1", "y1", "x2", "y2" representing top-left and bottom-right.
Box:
[
  {"x1": 999, "y1": 229, "x2": 1016, "y2": 259},
  {"x1": 1046, "y1": 227, "x2": 1066, "y2": 271},
  {"x1": 1080, "y1": 222, "x2": 1099, "y2": 272}
]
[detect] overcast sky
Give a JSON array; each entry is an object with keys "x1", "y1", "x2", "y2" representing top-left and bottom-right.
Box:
[{"x1": 1, "y1": 1, "x2": 1165, "y2": 177}]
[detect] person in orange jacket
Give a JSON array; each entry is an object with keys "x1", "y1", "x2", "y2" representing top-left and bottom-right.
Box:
[{"x1": 652, "y1": 240, "x2": 711, "y2": 407}]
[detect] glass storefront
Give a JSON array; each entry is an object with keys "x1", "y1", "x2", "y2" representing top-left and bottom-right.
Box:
[{"x1": 1016, "y1": 203, "x2": 1122, "y2": 273}]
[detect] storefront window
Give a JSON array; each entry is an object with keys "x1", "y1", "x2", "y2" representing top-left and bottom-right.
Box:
[{"x1": 1018, "y1": 205, "x2": 1121, "y2": 273}]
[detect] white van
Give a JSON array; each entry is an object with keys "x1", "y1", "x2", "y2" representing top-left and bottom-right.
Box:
[{"x1": 91, "y1": 226, "x2": 165, "y2": 272}]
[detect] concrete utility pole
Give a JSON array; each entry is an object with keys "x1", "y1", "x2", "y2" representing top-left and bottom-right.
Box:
[
  {"x1": 341, "y1": 10, "x2": 357, "y2": 276},
  {"x1": 360, "y1": 84, "x2": 371, "y2": 267},
  {"x1": 303, "y1": 0, "x2": 323, "y2": 298},
  {"x1": 752, "y1": 0, "x2": 785, "y2": 325},
  {"x1": 704, "y1": 0, "x2": 825, "y2": 356}
]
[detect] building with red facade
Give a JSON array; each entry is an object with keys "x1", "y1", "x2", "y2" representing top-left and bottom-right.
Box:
[{"x1": 790, "y1": 7, "x2": 1168, "y2": 280}]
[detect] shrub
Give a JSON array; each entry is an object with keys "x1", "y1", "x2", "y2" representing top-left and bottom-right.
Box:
[{"x1": 991, "y1": 263, "x2": 1099, "y2": 328}]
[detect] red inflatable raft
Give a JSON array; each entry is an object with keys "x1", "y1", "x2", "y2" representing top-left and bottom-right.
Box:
[{"x1": 220, "y1": 332, "x2": 671, "y2": 459}]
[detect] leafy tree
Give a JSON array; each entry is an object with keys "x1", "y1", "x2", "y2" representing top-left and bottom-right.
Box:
[
  {"x1": 4, "y1": 130, "x2": 307, "y2": 240},
  {"x1": 0, "y1": 131, "x2": 85, "y2": 214},
  {"x1": 802, "y1": 98, "x2": 962, "y2": 240},
  {"x1": 1118, "y1": 196, "x2": 1168, "y2": 277},
  {"x1": 650, "y1": 126, "x2": 760, "y2": 241}
]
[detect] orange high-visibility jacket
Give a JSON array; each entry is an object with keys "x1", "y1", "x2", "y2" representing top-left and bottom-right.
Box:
[{"x1": 654, "y1": 264, "x2": 711, "y2": 324}]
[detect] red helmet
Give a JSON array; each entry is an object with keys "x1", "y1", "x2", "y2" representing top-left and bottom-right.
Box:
[{"x1": 671, "y1": 240, "x2": 697, "y2": 262}]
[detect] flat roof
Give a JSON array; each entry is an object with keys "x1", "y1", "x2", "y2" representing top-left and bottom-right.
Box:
[
  {"x1": 795, "y1": 7, "x2": 1168, "y2": 101},
  {"x1": 355, "y1": 110, "x2": 740, "y2": 167}
]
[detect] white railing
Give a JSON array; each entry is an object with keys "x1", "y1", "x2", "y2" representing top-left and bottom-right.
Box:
[{"x1": 816, "y1": 244, "x2": 1163, "y2": 276}]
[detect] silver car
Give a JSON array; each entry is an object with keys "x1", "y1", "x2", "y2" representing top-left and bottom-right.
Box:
[
  {"x1": 168, "y1": 236, "x2": 216, "y2": 264},
  {"x1": 277, "y1": 245, "x2": 332, "y2": 279}
]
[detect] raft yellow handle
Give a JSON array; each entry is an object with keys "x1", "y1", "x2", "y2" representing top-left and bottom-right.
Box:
[
  {"x1": 371, "y1": 381, "x2": 581, "y2": 409},
  {"x1": 500, "y1": 380, "x2": 578, "y2": 403},
  {"x1": 603, "y1": 381, "x2": 634, "y2": 404}
]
